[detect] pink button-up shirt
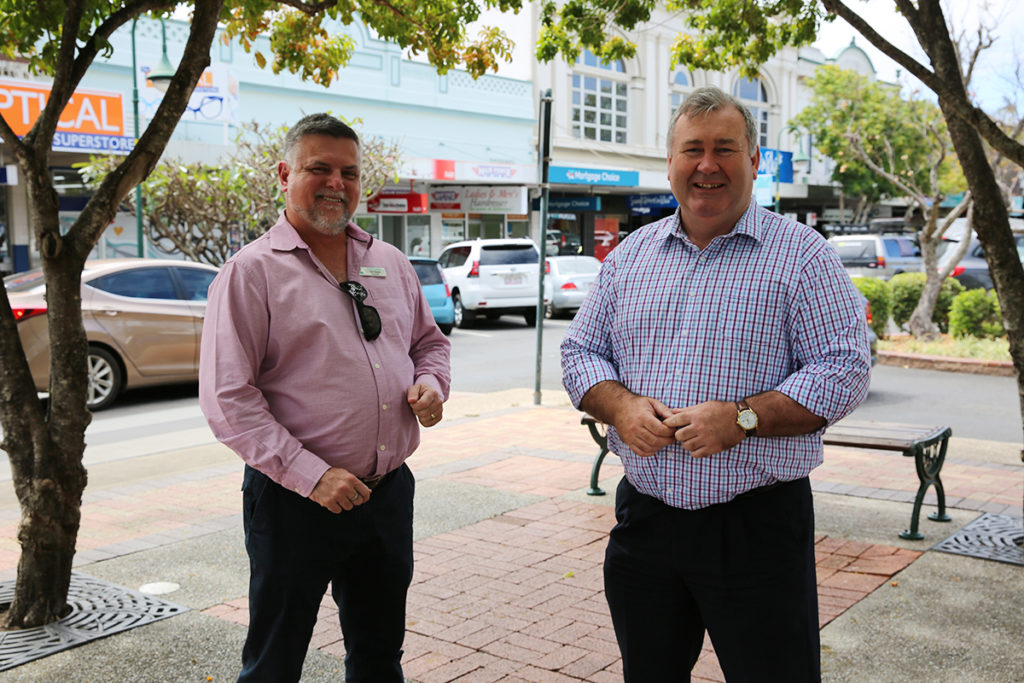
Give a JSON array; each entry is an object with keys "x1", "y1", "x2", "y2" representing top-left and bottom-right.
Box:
[{"x1": 199, "y1": 215, "x2": 451, "y2": 497}]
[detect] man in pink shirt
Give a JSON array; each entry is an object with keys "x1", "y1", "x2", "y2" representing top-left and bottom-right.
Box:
[{"x1": 199, "y1": 113, "x2": 451, "y2": 682}]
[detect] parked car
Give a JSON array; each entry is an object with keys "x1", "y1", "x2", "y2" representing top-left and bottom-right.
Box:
[
  {"x1": 936, "y1": 218, "x2": 1024, "y2": 290},
  {"x1": 5, "y1": 259, "x2": 219, "y2": 410},
  {"x1": 409, "y1": 256, "x2": 454, "y2": 335},
  {"x1": 827, "y1": 233, "x2": 922, "y2": 280},
  {"x1": 544, "y1": 230, "x2": 582, "y2": 256},
  {"x1": 437, "y1": 238, "x2": 548, "y2": 328},
  {"x1": 543, "y1": 255, "x2": 601, "y2": 318}
]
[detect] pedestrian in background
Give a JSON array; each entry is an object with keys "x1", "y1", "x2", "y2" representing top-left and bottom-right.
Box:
[
  {"x1": 200, "y1": 113, "x2": 451, "y2": 682},
  {"x1": 561, "y1": 86, "x2": 871, "y2": 681}
]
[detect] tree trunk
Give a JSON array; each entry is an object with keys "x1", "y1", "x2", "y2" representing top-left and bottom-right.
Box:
[
  {"x1": 908, "y1": 209, "x2": 944, "y2": 339},
  {"x1": 940, "y1": 107, "x2": 1024, "y2": 445},
  {"x1": 0, "y1": 150, "x2": 91, "y2": 629}
]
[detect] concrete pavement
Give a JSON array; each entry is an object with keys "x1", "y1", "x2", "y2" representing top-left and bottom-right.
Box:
[{"x1": 0, "y1": 387, "x2": 1022, "y2": 682}]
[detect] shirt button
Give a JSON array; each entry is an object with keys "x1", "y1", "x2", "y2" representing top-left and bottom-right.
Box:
[
  {"x1": 374, "y1": 363, "x2": 381, "y2": 369},
  {"x1": 382, "y1": 404, "x2": 388, "y2": 410},
  {"x1": 379, "y1": 444, "x2": 387, "y2": 451}
]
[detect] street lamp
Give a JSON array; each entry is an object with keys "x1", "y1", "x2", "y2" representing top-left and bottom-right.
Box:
[{"x1": 129, "y1": 18, "x2": 175, "y2": 258}]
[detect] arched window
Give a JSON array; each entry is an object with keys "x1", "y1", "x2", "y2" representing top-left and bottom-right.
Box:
[
  {"x1": 732, "y1": 77, "x2": 769, "y2": 148},
  {"x1": 669, "y1": 69, "x2": 693, "y2": 120},
  {"x1": 571, "y1": 49, "x2": 628, "y2": 144}
]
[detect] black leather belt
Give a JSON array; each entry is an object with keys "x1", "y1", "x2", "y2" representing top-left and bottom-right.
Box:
[
  {"x1": 359, "y1": 469, "x2": 397, "y2": 490},
  {"x1": 733, "y1": 480, "x2": 784, "y2": 500}
]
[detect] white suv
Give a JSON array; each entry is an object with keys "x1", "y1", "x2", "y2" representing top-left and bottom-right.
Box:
[{"x1": 438, "y1": 238, "x2": 547, "y2": 328}]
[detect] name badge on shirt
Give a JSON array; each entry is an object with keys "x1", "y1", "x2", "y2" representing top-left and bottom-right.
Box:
[{"x1": 360, "y1": 266, "x2": 387, "y2": 277}]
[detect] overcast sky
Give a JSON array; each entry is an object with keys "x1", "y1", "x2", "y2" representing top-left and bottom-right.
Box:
[{"x1": 470, "y1": 0, "x2": 1022, "y2": 112}]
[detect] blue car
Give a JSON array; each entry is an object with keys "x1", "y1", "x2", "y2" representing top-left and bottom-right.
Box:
[{"x1": 409, "y1": 257, "x2": 454, "y2": 335}]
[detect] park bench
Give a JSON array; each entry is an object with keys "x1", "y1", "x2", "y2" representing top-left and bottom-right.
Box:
[{"x1": 580, "y1": 414, "x2": 952, "y2": 540}]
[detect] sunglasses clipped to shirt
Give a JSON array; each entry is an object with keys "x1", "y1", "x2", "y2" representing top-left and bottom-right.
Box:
[{"x1": 340, "y1": 281, "x2": 382, "y2": 341}]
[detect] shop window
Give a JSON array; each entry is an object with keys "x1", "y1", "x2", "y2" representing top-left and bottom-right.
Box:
[
  {"x1": 571, "y1": 50, "x2": 628, "y2": 144},
  {"x1": 732, "y1": 77, "x2": 769, "y2": 148},
  {"x1": 467, "y1": 214, "x2": 503, "y2": 240},
  {"x1": 354, "y1": 215, "x2": 379, "y2": 238},
  {"x1": 441, "y1": 215, "x2": 466, "y2": 247},
  {"x1": 380, "y1": 215, "x2": 402, "y2": 247},
  {"x1": 406, "y1": 215, "x2": 430, "y2": 256},
  {"x1": 669, "y1": 69, "x2": 693, "y2": 120}
]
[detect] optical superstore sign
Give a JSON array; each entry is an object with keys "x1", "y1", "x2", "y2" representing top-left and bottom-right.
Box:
[{"x1": 0, "y1": 79, "x2": 134, "y2": 154}]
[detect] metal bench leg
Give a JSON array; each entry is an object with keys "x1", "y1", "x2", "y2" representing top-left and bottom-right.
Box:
[
  {"x1": 928, "y1": 477, "x2": 952, "y2": 523},
  {"x1": 901, "y1": 482, "x2": 928, "y2": 540},
  {"x1": 588, "y1": 449, "x2": 609, "y2": 496}
]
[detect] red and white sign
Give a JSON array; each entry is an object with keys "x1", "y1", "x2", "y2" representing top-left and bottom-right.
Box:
[
  {"x1": 428, "y1": 185, "x2": 527, "y2": 213},
  {"x1": 367, "y1": 192, "x2": 428, "y2": 214}
]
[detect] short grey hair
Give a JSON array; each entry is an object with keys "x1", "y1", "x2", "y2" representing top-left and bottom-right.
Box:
[
  {"x1": 667, "y1": 86, "x2": 759, "y2": 155},
  {"x1": 283, "y1": 113, "x2": 360, "y2": 164}
]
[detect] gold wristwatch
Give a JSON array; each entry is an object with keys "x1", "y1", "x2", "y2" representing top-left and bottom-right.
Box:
[{"x1": 735, "y1": 399, "x2": 758, "y2": 437}]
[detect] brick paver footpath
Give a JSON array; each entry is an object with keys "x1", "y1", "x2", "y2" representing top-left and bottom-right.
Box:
[
  {"x1": 202, "y1": 404, "x2": 978, "y2": 683},
  {"x1": 2, "y1": 398, "x2": 1017, "y2": 681}
]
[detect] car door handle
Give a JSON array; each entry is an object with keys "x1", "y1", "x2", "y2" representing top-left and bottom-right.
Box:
[{"x1": 99, "y1": 309, "x2": 119, "y2": 316}]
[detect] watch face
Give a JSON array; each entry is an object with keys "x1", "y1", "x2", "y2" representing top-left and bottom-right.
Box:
[{"x1": 738, "y1": 411, "x2": 757, "y2": 429}]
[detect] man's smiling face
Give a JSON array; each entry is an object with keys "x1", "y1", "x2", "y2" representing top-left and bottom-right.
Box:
[
  {"x1": 667, "y1": 105, "x2": 759, "y2": 244},
  {"x1": 278, "y1": 133, "x2": 362, "y2": 238}
]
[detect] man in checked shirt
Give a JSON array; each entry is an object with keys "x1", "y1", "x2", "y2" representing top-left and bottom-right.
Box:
[{"x1": 561, "y1": 86, "x2": 871, "y2": 681}]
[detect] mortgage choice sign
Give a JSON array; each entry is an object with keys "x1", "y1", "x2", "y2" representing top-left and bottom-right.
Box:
[
  {"x1": 429, "y1": 186, "x2": 527, "y2": 213},
  {"x1": 0, "y1": 78, "x2": 134, "y2": 154}
]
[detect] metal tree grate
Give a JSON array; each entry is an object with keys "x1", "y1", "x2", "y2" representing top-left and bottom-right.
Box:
[
  {"x1": 0, "y1": 572, "x2": 188, "y2": 671},
  {"x1": 932, "y1": 513, "x2": 1024, "y2": 566}
]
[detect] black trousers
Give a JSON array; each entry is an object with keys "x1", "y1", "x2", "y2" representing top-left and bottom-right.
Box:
[
  {"x1": 238, "y1": 464, "x2": 414, "y2": 683},
  {"x1": 604, "y1": 476, "x2": 820, "y2": 683}
]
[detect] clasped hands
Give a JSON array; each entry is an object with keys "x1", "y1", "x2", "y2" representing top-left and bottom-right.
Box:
[{"x1": 613, "y1": 395, "x2": 745, "y2": 459}]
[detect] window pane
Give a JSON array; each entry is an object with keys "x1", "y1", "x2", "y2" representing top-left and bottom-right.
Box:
[
  {"x1": 572, "y1": 74, "x2": 580, "y2": 88},
  {"x1": 176, "y1": 268, "x2": 216, "y2": 301},
  {"x1": 91, "y1": 268, "x2": 177, "y2": 299},
  {"x1": 600, "y1": 112, "x2": 611, "y2": 125},
  {"x1": 601, "y1": 80, "x2": 612, "y2": 94},
  {"x1": 584, "y1": 93, "x2": 596, "y2": 107},
  {"x1": 616, "y1": 98, "x2": 627, "y2": 112},
  {"x1": 585, "y1": 127, "x2": 596, "y2": 140},
  {"x1": 616, "y1": 115, "x2": 626, "y2": 128},
  {"x1": 616, "y1": 83, "x2": 627, "y2": 97},
  {"x1": 584, "y1": 110, "x2": 596, "y2": 123},
  {"x1": 601, "y1": 96, "x2": 611, "y2": 109},
  {"x1": 673, "y1": 71, "x2": 689, "y2": 86},
  {"x1": 600, "y1": 129, "x2": 611, "y2": 142},
  {"x1": 615, "y1": 131, "x2": 627, "y2": 144},
  {"x1": 584, "y1": 76, "x2": 596, "y2": 91}
]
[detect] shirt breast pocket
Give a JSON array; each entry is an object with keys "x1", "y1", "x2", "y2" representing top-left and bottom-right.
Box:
[{"x1": 716, "y1": 283, "x2": 790, "y2": 365}]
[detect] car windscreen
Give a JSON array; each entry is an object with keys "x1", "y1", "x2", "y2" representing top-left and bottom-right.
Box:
[
  {"x1": 412, "y1": 262, "x2": 443, "y2": 285},
  {"x1": 831, "y1": 239, "x2": 876, "y2": 262},
  {"x1": 479, "y1": 245, "x2": 538, "y2": 266}
]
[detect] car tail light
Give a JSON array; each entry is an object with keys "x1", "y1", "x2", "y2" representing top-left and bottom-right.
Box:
[
  {"x1": 875, "y1": 255, "x2": 886, "y2": 268},
  {"x1": 545, "y1": 260, "x2": 551, "y2": 274},
  {"x1": 560, "y1": 282, "x2": 578, "y2": 290},
  {"x1": 468, "y1": 260, "x2": 480, "y2": 278},
  {"x1": 11, "y1": 307, "x2": 46, "y2": 322},
  {"x1": 952, "y1": 265, "x2": 965, "y2": 277}
]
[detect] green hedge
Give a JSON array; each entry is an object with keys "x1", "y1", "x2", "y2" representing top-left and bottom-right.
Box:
[
  {"x1": 889, "y1": 273, "x2": 965, "y2": 333},
  {"x1": 851, "y1": 277, "x2": 891, "y2": 338},
  {"x1": 949, "y1": 289, "x2": 1003, "y2": 338}
]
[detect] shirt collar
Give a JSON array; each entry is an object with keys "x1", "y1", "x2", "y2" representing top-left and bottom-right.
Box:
[
  {"x1": 659, "y1": 200, "x2": 764, "y2": 246},
  {"x1": 267, "y1": 212, "x2": 375, "y2": 252}
]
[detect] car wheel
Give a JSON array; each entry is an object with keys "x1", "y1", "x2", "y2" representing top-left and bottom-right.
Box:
[
  {"x1": 87, "y1": 346, "x2": 123, "y2": 411},
  {"x1": 453, "y1": 293, "x2": 475, "y2": 328},
  {"x1": 524, "y1": 308, "x2": 537, "y2": 327},
  {"x1": 438, "y1": 323, "x2": 453, "y2": 335}
]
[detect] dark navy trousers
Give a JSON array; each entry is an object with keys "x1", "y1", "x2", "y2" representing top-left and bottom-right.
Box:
[
  {"x1": 238, "y1": 464, "x2": 414, "y2": 682},
  {"x1": 604, "y1": 476, "x2": 820, "y2": 682}
]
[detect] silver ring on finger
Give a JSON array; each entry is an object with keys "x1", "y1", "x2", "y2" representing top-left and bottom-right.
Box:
[{"x1": 349, "y1": 493, "x2": 360, "y2": 503}]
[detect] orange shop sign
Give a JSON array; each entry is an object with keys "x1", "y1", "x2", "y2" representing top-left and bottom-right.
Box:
[{"x1": 1, "y1": 79, "x2": 133, "y2": 153}]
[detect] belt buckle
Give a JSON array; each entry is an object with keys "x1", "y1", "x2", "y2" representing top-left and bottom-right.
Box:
[{"x1": 361, "y1": 473, "x2": 385, "y2": 489}]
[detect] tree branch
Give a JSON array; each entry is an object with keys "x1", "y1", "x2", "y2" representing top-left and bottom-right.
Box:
[{"x1": 822, "y1": 0, "x2": 1024, "y2": 168}]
